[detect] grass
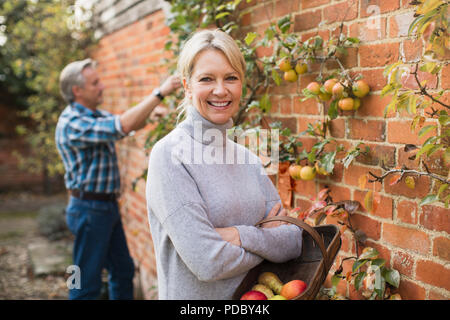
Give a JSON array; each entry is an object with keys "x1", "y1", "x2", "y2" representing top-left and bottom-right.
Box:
[
  {"x1": 0, "y1": 211, "x2": 39, "y2": 220},
  {"x1": 0, "y1": 230, "x2": 24, "y2": 240}
]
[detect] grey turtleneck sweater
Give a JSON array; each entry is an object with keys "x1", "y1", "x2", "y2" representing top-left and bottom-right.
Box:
[{"x1": 146, "y1": 106, "x2": 303, "y2": 300}]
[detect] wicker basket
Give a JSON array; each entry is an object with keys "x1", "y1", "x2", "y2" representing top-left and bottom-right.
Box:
[{"x1": 232, "y1": 216, "x2": 341, "y2": 300}]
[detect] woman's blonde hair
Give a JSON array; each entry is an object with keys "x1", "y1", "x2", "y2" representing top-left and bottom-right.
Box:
[{"x1": 177, "y1": 29, "x2": 246, "y2": 118}]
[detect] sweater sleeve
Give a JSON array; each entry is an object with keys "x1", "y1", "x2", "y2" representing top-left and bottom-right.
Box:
[
  {"x1": 147, "y1": 142, "x2": 263, "y2": 282},
  {"x1": 234, "y1": 169, "x2": 303, "y2": 263}
]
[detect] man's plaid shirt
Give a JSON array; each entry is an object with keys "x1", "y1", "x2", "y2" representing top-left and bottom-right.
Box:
[{"x1": 55, "y1": 102, "x2": 127, "y2": 194}]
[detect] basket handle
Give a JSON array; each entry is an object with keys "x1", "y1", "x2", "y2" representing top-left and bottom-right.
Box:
[{"x1": 255, "y1": 216, "x2": 330, "y2": 275}]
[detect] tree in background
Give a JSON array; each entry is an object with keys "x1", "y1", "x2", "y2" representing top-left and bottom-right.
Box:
[{"x1": 0, "y1": 0, "x2": 96, "y2": 193}]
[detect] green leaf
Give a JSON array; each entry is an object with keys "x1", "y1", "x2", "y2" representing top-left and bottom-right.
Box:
[
  {"x1": 370, "y1": 259, "x2": 386, "y2": 267},
  {"x1": 354, "y1": 272, "x2": 366, "y2": 291},
  {"x1": 328, "y1": 99, "x2": 338, "y2": 120},
  {"x1": 418, "y1": 125, "x2": 436, "y2": 138},
  {"x1": 352, "y1": 259, "x2": 368, "y2": 273},
  {"x1": 359, "y1": 247, "x2": 379, "y2": 260},
  {"x1": 277, "y1": 15, "x2": 292, "y2": 33},
  {"x1": 374, "y1": 267, "x2": 385, "y2": 298},
  {"x1": 438, "y1": 183, "x2": 449, "y2": 196},
  {"x1": 244, "y1": 32, "x2": 258, "y2": 45},
  {"x1": 215, "y1": 11, "x2": 230, "y2": 20},
  {"x1": 383, "y1": 268, "x2": 400, "y2": 288},
  {"x1": 331, "y1": 274, "x2": 341, "y2": 289},
  {"x1": 407, "y1": 94, "x2": 417, "y2": 114},
  {"x1": 420, "y1": 194, "x2": 439, "y2": 206},
  {"x1": 321, "y1": 151, "x2": 336, "y2": 173},
  {"x1": 259, "y1": 93, "x2": 271, "y2": 113},
  {"x1": 271, "y1": 69, "x2": 281, "y2": 86},
  {"x1": 416, "y1": 143, "x2": 435, "y2": 159},
  {"x1": 346, "y1": 37, "x2": 360, "y2": 44}
]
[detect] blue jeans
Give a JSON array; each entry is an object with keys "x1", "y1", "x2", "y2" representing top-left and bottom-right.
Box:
[{"x1": 65, "y1": 196, "x2": 135, "y2": 299}]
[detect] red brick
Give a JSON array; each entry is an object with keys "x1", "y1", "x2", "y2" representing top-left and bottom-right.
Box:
[
  {"x1": 433, "y1": 236, "x2": 450, "y2": 262},
  {"x1": 442, "y1": 64, "x2": 450, "y2": 89},
  {"x1": 397, "y1": 200, "x2": 418, "y2": 224},
  {"x1": 397, "y1": 145, "x2": 420, "y2": 170},
  {"x1": 402, "y1": 38, "x2": 423, "y2": 62},
  {"x1": 351, "y1": 213, "x2": 382, "y2": 240},
  {"x1": 349, "y1": 119, "x2": 386, "y2": 142},
  {"x1": 355, "y1": 142, "x2": 395, "y2": 167},
  {"x1": 293, "y1": 97, "x2": 320, "y2": 115},
  {"x1": 326, "y1": 47, "x2": 358, "y2": 69},
  {"x1": 401, "y1": 67, "x2": 438, "y2": 90},
  {"x1": 293, "y1": 10, "x2": 321, "y2": 32},
  {"x1": 420, "y1": 205, "x2": 450, "y2": 234},
  {"x1": 416, "y1": 259, "x2": 450, "y2": 291},
  {"x1": 360, "y1": 0, "x2": 400, "y2": 17},
  {"x1": 344, "y1": 164, "x2": 382, "y2": 190},
  {"x1": 382, "y1": 223, "x2": 430, "y2": 254},
  {"x1": 251, "y1": 2, "x2": 274, "y2": 24},
  {"x1": 359, "y1": 42, "x2": 400, "y2": 68},
  {"x1": 387, "y1": 120, "x2": 437, "y2": 145},
  {"x1": 397, "y1": 279, "x2": 427, "y2": 300},
  {"x1": 385, "y1": 175, "x2": 431, "y2": 199},
  {"x1": 326, "y1": 184, "x2": 351, "y2": 202},
  {"x1": 275, "y1": 0, "x2": 300, "y2": 17},
  {"x1": 301, "y1": 0, "x2": 329, "y2": 9},
  {"x1": 392, "y1": 250, "x2": 415, "y2": 277},
  {"x1": 356, "y1": 93, "x2": 395, "y2": 118},
  {"x1": 354, "y1": 190, "x2": 393, "y2": 219},
  {"x1": 356, "y1": 68, "x2": 387, "y2": 91},
  {"x1": 323, "y1": 1, "x2": 357, "y2": 24},
  {"x1": 292, "y1": 178, "x2": 316, "y2": 199},
  {"x1": 328, "y1": 118, "x2": 346, "y2": 138}
]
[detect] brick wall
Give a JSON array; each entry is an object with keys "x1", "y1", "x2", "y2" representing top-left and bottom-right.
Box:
[{"x1": 93, "y1": 0, "x2": 449, "y2": 299}]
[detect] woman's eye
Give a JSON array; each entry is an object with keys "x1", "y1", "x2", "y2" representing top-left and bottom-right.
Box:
[
  {"x1": 226, "y1": 76, "x2": 239, "y2": 81},
  {"x1": 199, "y1": 77, "x2": 212, "y2": 82}
]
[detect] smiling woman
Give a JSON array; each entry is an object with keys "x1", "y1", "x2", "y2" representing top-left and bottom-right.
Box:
[{"x1": 145, "y1": 29, "x2": 304, "y2": 300}]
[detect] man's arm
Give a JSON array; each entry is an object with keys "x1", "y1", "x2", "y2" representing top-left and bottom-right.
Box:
[{"x1": 119, "y1": 75, "x2": 181, "y2": 134}]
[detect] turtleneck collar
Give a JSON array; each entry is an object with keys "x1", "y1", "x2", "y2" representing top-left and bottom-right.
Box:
[{"x1": 178, "y1": 106, "x2": 234, "y2": 147}]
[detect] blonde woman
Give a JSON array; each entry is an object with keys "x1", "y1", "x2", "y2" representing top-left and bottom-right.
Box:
[{"x1": 146, "y1": 29, "x2": 303, "y2": 300}]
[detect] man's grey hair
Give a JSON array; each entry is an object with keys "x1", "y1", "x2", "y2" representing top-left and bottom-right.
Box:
[{"x1": 59, "y1": 58, "x2": 97, "y2": 104}]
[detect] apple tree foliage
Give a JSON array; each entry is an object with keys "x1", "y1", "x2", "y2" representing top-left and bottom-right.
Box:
[
  {"x1": 369, "y1": 0, "x2": 449, "y2": 207},
  {"x1": 0, "y1": 0, "x2": 95, "y2": 190}
]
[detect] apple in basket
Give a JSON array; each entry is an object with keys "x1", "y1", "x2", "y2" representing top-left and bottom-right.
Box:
[
  {"x1": 240, "y1": 290, "x2": 268, "y2": 300},
  {"x1": 280, "y1": 280, "x2": 307, "y2": 300}
]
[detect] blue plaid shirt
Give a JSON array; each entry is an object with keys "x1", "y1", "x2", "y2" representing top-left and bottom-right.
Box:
[{"x1": 55, "y1": 102, "x2": 127, "y2": 193}]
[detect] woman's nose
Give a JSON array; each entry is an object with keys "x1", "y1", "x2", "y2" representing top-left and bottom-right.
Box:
[{"x1": 212, "y1": 81, "x2": 227, "y2": 96}]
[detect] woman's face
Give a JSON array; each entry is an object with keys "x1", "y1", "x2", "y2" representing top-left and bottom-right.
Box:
[{"x1": 184, "y1": 49, "x2": 242, "y2": 124}]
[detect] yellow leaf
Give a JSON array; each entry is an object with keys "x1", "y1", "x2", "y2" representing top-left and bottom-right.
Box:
[
  {"x1": 405, "y1": 176, "x2": 416, "y2": 189},
  {"x1": 364, "y1": 190, "x2": 373, "y2": 212},
  {"x1": 358, "y1": 174, "x2": 368, "y2": 189},
  {"x1": 416, "y1": 0, "x2": 442, "y2": 15}
]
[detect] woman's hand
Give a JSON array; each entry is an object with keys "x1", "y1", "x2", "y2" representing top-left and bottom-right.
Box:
[
  {"x1": 260, "y1": 202, "x2": 288, "y2": 229},
  {"x1": 215, "y1": 227, "x2": 241, "y2": 247}
]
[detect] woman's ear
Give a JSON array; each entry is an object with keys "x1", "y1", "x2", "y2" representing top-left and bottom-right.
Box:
[{"x1": 183, "y1": 78, "x2": 191, "y2": 99}]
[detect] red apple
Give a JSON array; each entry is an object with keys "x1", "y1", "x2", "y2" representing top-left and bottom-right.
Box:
[
  {"x1": 240, "y1": 290, "x2": 268, "y2": 300},
  {"x1": 280, "y1": 280, "x2": 307, "y2": 300}
]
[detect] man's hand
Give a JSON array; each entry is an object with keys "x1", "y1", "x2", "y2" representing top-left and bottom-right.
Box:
[
  {"x1": 160, "y1": 74, "x2": 182, "y2": 97},
  {"x1": 150, "y1": 105, "x2": 169, "y2": 120}
]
